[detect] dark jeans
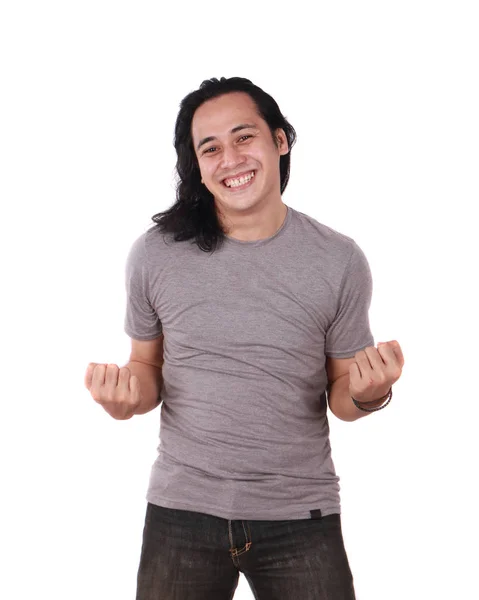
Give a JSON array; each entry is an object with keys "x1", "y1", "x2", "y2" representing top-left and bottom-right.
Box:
[{"x1": 136, "y1": 502, "x2": 356, "y2": 600}]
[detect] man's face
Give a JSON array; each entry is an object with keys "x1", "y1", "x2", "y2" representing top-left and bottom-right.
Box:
[{"x1": 191, "y1": 92, "x2": 289, "y2": 215}]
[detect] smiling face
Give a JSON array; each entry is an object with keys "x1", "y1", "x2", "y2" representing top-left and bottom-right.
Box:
[{"x1": 191, "y1": 91, "x2": 289, "y2": 222}]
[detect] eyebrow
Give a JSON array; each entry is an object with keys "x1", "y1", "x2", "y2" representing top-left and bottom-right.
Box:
[{"x1": 196, "y1": 123, "x2": 258, "y2": 151}]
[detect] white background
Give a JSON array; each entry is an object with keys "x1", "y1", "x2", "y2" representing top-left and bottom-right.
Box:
[{"x1": 1, "y1": 1, "x2": 478, "y2": 598}]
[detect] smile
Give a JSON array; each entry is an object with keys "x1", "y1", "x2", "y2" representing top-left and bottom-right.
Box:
[{"x1": 223, "y1": 170, "x2": 256, "y2": 189}]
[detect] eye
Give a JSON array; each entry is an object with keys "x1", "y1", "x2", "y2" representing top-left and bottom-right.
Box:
[{"x1": 202, "y1": 135, "x2": 252, "y2": 155}]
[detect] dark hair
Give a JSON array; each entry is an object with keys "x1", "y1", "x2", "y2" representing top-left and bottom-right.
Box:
[{"x1": 150, "y1": 77, "x2": 297, "y2": 253}]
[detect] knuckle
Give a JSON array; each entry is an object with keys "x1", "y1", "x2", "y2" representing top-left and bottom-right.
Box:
[
  {"x1": 377, "y1": 372, "x2": 387, "y2": 384},
  {"x1": 90, "y1": 390, "x2": 102, "y2": 403},
  {"x1": 103, "y1": 388, "x2": 116, "y2": 403},
  {"x1": 115, "y1": 391, "x2": 127, "y2": 404}
]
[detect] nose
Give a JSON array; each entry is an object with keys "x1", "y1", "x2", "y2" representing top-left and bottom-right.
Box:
[{"x1": 220, "y1": 144, "x2": 247, "y2": 170}]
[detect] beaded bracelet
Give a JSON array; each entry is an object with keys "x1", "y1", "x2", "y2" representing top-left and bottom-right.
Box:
[{"x1": 351, "y1": 388, "x2": 393, "y2": 412}]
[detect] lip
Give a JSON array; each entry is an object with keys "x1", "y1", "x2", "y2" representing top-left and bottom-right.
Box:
[
  {"x1": 222, "y1": 170, "x2": 256, "y2": 192},
  {"x1": 221, "y1": 169, "x2": 256, "y2": 184}
]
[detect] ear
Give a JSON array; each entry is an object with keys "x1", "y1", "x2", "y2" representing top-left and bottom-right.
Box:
[{"x1": 275, "y1": 128, "x2": 289, "y2": 155}]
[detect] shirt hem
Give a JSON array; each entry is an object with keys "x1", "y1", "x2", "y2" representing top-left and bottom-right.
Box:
[{"x1": 145, "y1": 493, "x2": 341, "y2": 521}]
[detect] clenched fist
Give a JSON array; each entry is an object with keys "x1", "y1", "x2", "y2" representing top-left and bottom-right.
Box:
[{"x1": 84, "y1": 363, "x2": 142, "y2": 420}]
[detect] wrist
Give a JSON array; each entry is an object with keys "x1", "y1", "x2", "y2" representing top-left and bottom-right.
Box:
[
  {"x1": 354, "y1": 388, "x2": 391, "y2": 407},
  {"x1": 351, "y1": 387, "x2": 393, "y2": 413}
]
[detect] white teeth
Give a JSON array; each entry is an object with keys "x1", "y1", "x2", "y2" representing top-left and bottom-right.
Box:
[{"x1": 224, "y1": 171, "x2": 255, "y2": 187}]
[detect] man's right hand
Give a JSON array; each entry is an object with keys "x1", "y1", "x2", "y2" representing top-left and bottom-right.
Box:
[{"x1": 84, "y1": 363, "x2": 142, "y2": 420}]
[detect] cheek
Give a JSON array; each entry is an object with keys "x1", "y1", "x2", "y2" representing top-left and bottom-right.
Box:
[
  {"x1": 199, "y1": 168, "x2": 212, "y2": 184},
  {"x1": 201, "y1": 162, "x2": 217, "y2": 179}
]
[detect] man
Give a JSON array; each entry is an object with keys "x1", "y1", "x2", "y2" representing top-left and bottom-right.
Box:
[{"x1": 85, "y1": 77, "x2": 404, "y2": 599}]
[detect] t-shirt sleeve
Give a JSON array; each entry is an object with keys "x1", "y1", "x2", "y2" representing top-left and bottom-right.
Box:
[
  {"x1": 325, "y1": 241, "x2": 375, "y2": 358},
  {"x1": 124, "y1": 233, "x2": 163, "y2": 341}
]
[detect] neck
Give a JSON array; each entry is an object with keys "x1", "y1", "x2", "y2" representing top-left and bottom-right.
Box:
[{"x1": 220, "y1": 200, "x2": 287, "y2": 242}]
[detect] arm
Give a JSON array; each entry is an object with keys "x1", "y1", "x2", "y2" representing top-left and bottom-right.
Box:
[
  {"x1": 123, "y1": 360, "x2": 163, "y2": 415},
  {"x1": 124, "y1": 335, "x2": 165, "y2": 416},
  {"x1": 324, "y1": 241, "x2": 375, "y2": 422}
]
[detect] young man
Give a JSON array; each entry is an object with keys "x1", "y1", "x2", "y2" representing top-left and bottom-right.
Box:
[{"x1": 85, "y1": 77, "x2": 404, "y2": 599}]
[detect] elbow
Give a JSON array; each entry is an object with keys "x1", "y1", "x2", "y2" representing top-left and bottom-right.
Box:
[{"x1": 328, "y1": 405, "x2": 359, "y2": 422}]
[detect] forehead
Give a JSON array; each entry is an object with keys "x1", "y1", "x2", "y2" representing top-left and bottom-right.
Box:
[{"x1": 191, "y1": 92, "x2": 263, "y2": 141}]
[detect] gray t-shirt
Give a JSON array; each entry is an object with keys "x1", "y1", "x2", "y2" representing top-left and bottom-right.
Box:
[{"x1": 124, "y1": 204, "x2": 374, "y2": 520}]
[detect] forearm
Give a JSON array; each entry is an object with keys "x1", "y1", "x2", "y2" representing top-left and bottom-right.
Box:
[
  {"x1": 327, "y1": 374, "x2": 386, "y2": 422},
  {"x1": 123, "y1": 360, "x2": 163, "y2": 415}
]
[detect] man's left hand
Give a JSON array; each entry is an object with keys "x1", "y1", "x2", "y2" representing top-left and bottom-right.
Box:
[{"x1": 349, "y1": 340, "x2": 404, "y2": 404}]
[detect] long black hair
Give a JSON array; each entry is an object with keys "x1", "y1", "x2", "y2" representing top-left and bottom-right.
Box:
[{"x1": 151, "y1": 77, "x2": 297, "y2": 253}]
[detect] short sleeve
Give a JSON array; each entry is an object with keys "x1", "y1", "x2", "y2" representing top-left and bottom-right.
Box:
[
  {"x1": 124, "y1": 233, "x2": 163, "y2": 341},
  {"x1": 325, "y1": 241, "x2": 375, "y2": 358}
]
